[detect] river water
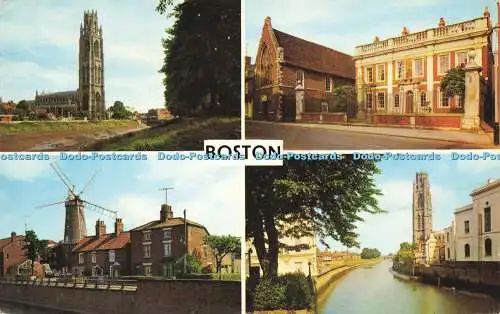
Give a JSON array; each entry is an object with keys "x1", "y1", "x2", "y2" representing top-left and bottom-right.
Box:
[{"x1": 317, "y1": 260, "x2": 500, "y2": 314}]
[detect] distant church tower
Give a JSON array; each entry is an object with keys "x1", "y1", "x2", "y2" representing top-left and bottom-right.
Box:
[
  {"x1": 412, "y1": 171, "x2": 433, "y2": 265},
  {"x1": 79, "y1": 10, "x2": 105, "y2": 120}
]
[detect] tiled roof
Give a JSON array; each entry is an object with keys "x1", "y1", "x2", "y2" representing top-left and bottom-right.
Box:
[
  {"x1": 131, "y1": 217, "x2": 208, "y2": 233},
  {"x1": 36, "y1": 90, "x2": 78, "y2": 98},
  {"x1": 73, "y1": 232, "x2": 130, "y2": 252},
  {"x1": 0, "y1": 235, "x2": 24, "y2": 250},
  {"x1": 273, "y1": 29, "x2": 355, "y2": 80}
]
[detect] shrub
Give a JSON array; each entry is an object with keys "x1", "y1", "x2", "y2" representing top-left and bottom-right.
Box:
[
  {"x1": 251, "y1": 273, "x2": 314, "y2": 311},
  {"x1": 279, "y1": 272, "x2": 314, "y2": 310},
  {"x1": 253, "y1": 279, "x2": 286, "y2": 310}
]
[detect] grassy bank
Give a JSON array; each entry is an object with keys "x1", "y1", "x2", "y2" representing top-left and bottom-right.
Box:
[
  {"x1": 0, "y1": 120, "x2": 135, "y2": 134},
  {"x1": 88, "y1": 117, "x2": 241, "y2": 151}
]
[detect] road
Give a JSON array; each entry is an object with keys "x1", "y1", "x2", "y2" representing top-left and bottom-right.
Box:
[
  {"x1": 246, "y1": 121, "x2": 491, "y2": 149},
  {"x1": 317, "y1": 260, "x2": 500, "y2": 314}
]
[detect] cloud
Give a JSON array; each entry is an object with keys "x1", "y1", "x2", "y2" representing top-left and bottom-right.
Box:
[
  {"x1": 0, "y1": 160, "x2": 52, "y2": 182},
  {"x1": 455, "y1": 159, "x2": 500, "y2": 174}
]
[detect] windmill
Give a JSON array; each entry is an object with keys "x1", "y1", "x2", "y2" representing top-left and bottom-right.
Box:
[{"x1": 37, "y1": 162, "x2": 117, "y2": 244}]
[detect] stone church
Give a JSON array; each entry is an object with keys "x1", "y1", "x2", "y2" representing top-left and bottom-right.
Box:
[
  {"x1": 413, "y1": 172, "x2": 446, "y2": 265},
  {"x1": 28, "y1": 11, "x2": 106, "y2": 120}
]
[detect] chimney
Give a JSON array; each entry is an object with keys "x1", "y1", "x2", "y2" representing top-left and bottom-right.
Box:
[
  {"x1": 439, "y1": 17, "x2": 446, "y2": 28},
  {"x1": 95, "y1": 220, "x2": 106, "y2": 237},
  {"x1": 401, "y1": 26, "x2": 410, "y2": 36},
  {"x1": 160, "y1": 204, "x2": 174, "y2": 222},
  {"x1": 10, "y1": 232, "x2": 16, "y2": 242},
  {"x1": 114, "y1": 218, "x2": 124, "y2": 236},
  {"x1": 488, "y1": 178, "x2": 496, "y2": 184}
]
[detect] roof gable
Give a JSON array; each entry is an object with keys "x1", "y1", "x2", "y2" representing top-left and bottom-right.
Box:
[
  {"x1": 272, "y1": 28, "x2": 355, "y2": 80},
  {"x1": 73, "y1": 232, "x2": 130, "y2": 252}
]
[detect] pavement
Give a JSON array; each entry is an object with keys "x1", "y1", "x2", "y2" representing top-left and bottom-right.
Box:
[{"x1": 245, "y1": 120, "x2": 495, "y2": 149}]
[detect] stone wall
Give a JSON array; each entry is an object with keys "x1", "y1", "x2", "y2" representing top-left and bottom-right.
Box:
[{"x1": 0, "y1": 279, "x2": 241, "y2": 314}]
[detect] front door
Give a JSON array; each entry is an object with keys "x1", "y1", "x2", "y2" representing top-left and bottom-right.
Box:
[{"x1": 406, "y1": 91, "x2": 414, "y2": 114}]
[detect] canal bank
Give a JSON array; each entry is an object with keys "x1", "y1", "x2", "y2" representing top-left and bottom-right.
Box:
[{"x1": 317, "y1": 260, "x2": 500, "y2": 314}]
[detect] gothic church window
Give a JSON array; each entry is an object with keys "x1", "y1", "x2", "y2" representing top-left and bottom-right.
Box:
[{"x1": 259, "y1": 46, "x2": 273, "y2": 87}]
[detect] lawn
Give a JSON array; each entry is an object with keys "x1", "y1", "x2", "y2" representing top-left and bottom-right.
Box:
[
  {"x1": 87, "y1": 117, "x2": 241, "y2": 151},
  {"x1": 0, "y1": 120, "x2": 136, "y2": 134}
]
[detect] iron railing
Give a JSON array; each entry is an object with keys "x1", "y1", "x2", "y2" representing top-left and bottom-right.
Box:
[{"x1": 0, "y1": 276, "x2": 137, "y2": 291}]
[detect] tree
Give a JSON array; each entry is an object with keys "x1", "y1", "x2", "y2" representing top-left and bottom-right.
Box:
[
  {"x1": 14, "y1": 100, "x2": 30, "y2": 120},
  {"x1": 23, "y1": 230, "x2": 44, "y2": 277},
  {"x1": 176, "y1": 253, "x2": 202, "y2": 274},
  {"x1": 395, "y1": 242, "x2": 416, "y2": 265},
  {"x1": 204, "y1": 235, "x2": 240, "y2": 280},
  {"x1": 332, "y1": 85, "x2": 356, "y2": 112},
  {"x1": 246, "y1": 159, "x2": 384, "y2": 279},
  {"x1": 360, "y1": 248, "x2": 381, "y2": 259},
  {"x1": 440, "y1": 67, "x2": 465, "y2": 99},
  {"x1": 158, "y1": 0, "x2": 240, "y2": 117},
  {"x1": 109, "y1": 101, "x2": 132, "y2": 119}
]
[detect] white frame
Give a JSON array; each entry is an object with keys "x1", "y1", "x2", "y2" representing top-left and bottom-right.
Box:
[
  {"x1": 78, "y1": 253, "x2": 84, "y2": 265},
  {"x1": 143, "y1": 230, "x2": 151, "y2": 241},
  {"x1": 366, "y1": 66, "x2": 373, "y2": 83},
  {"x1": 437, "y1": 53, "x2": 451, "y2": 75},
  {"x1": 91, "y1": 251, "x2": 96, "y2": 264},
  {"x1": 143, "y1": 244, "x2": 151, "y2": 258},
  {"x1": 296, "y1": 70, "x2": 305, "y2": 87},
  {"x1": 376, "y1": 64, "x2": 385, "y2": 82},
  {"x1": 396, "y1": 61, "x2": 405, "y2": 80},
  {"x1": 163, "y1": 241, "x2": 172, "y2": 257},
  {"x1": 456, "y1": 51, "x2": 468, "y2": 68},
  {"x1": 413, "y1": 58, "x2": 424, "y2": 77},
  {"x1": 377, "y1": 92, "x2": 385, "y2": 109}
]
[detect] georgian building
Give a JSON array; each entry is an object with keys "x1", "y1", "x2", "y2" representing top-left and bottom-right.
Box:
[
  {"x1": 72, "y1": 218, "x2": 131, "y2": 277},
  {"x1": 446, "y1": 179, "x2": 500, "y2": 262},
  {"x1": 253, "y1": 17, "x2": 355, "y2": 122},
  {"x1": 130, "y1": 204, "x2": 212, "y2": 277},
  {"x1": 354, "y1": 9, "x2": 493, "y2": 130}
]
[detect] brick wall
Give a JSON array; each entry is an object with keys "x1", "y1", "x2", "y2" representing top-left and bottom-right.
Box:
[
  {"x1": 1, "y1": 237, "x2": 26, "y2": 275},
  {"x1": 0, "y1": 279, "x2": 241, "y2": 314}
]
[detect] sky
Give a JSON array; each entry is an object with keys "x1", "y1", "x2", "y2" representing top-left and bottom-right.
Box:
[
  {"x1": 245, "y1": 0, "x2": 497, "y2": 60},
  {"x1": 0, "y1": 0, "x2": 173, "y2": 112},
  {"x1": 0, "y1": 156, "x2": 244, "y2": 242},
  {"x1": 322, "y1": 155, "x2": 500, "y2": 255}
]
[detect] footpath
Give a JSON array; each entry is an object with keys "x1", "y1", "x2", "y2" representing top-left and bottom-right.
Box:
[{"x1": 250, "y1": 120, "x2": 494, "y2": 147}]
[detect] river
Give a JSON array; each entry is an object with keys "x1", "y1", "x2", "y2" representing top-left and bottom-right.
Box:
[{"x1": 317, "y1": 260, "x2": 500, "y2": 314}]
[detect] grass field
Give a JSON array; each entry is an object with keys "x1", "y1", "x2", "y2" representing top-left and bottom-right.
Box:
[
  {"x1": 87, "y1": 117, "x2": 241, "y2": 151},
  {"x1": 0, "y1": 120, "x2": 136, "y2": 134}
]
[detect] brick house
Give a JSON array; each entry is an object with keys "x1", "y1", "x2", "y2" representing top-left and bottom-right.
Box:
[
  {"x1": 130, "y1": 204, "x2": 211, "y2": 277},
  {"x1": 0, "y1": 232, "x2": 25, "y2": 275},
  {"x1": 72, "y1": 218, "x2": 131, "y2": 277},
  {"x1": 253, "y1": 17, "x2": 355, "y2": 122}
]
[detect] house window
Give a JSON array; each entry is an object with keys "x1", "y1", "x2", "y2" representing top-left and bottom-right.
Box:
[
  {"x1": 144, "y1": 244, "x2": 151, "y2": 258},
  {"x1": 321, "y1": 101, "x2": 329, "y2": 112},
  {"x1": 438, "y1": 54, "x2": 450, "y2": 74},
  {"x1": 457, "y1": 51, "x2": 468, "y2": 68},
  {"x1": 485, "y1": 238, "x2": 492, "y2": 256},
  {"x1": 440, "y1": 90, "x2": 449, "y2": 107},
  {"x1": 91, "y1": 251, "x2": 96, "y2": 264},
  {"x1": 78, "y1": 253, "x2": 84, "y2": 265},
  {"x1": 446, "y1": 232, "x2": 449, "y2": 242},
  {"x1": 144, "y1": 264, "x2": 152, "y2": 276},
  {"x1": 366, "y1": 67, "x2": 373, "y2": 83},
  {"x1": 143, "y1": 231, "x2": 151, "y2": 241},
  {"x1": 414, "y1": 58, "x2": 424, "y2": 77},
  {"x1": 396, "y1": 61, "x2": 405, "y2": 80},
  {"x1": 464, "y1": 244, "x2": 470, "y2": 258},
  {"x1": 484, "y1": 207, "x2": 491, "y2": 233},
  {"x1": 464, "y1": 220, "x2": 470, "y2": 234},
  {"x1": 296, "y1": 70, "x2": 305, "y2": 86},
  {"x1": 456, "y1": 95, "x2": 464, "y2": 108},
  {"x1": 394, "y1": 93, "x2": 400, "y2": 107},
  {"x1": 420, "y1": 92, "x2": 427, "y2": 106},
  {"x1": 163, "y1": 228, "x2": 172, "y2": 240},
  {"x1": 163, "y1": 241, "x2": 172, "y2": 257},
  {"x1": 325, "y1": 76, "x2": 333, "y2": 92},
  {"x1": 377, "y1": 64, "x2": 385, "y2": 81},
  {"x1": 447, "y1": 248, "x2": 450, "y2": 259},
  {"x1": 377, "y1": 93, "x2": 385, "y2": 108},
  {"x1": 366, "y1": 93, "x2": 373, "y2": 109}
]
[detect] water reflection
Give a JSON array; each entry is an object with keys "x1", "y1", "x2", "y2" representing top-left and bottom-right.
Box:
[{"x1": 317, "y1": 260, "x2": 500, "y2": 314}]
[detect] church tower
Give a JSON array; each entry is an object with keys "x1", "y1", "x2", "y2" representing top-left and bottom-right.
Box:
[
  {"x1": 79, "y1": 10, "x2": 105, "y2": 120},
  {"x1": 412, "y1": 172, "x2": 433, "y2": 265}
]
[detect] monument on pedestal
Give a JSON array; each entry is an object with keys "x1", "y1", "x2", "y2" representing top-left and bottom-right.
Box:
[{"x1": 462, "y1": 50, "x2": 482, "y2": 131}]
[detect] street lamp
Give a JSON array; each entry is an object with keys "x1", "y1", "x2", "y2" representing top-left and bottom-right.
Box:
[{"x1": 247, "y1": 248, "x2": 253, "y2": 277}]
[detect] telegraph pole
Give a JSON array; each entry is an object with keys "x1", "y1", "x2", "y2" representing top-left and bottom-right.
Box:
[{"x1": 159, "y1": 187, "x2": 174, "y2": 204}]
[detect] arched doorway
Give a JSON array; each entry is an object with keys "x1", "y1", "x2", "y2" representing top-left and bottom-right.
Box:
[{"x1": 405, "y1": 91, "x2": 414, "y2": 114}]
